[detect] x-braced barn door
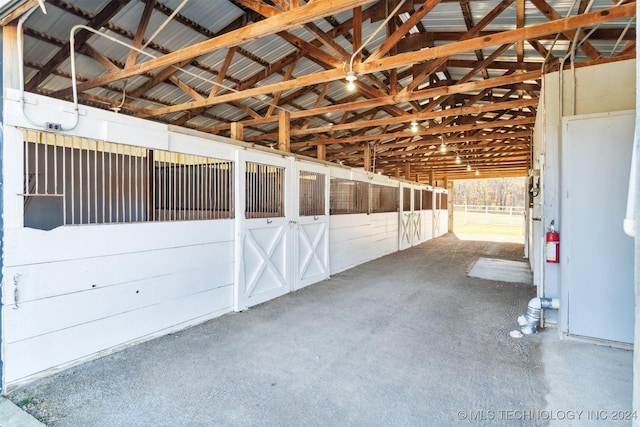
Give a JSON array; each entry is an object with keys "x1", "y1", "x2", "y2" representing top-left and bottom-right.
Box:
[
  {"x1": 294, "y1": 161, "x2": 329, "y2": 290},
  {"x1": 399, "y1": 184, "x2": 413, "y2": 250},
  {"x1": 433, "y1": 191, "x2": 442, "y2": 237},
  {"x1": 412, "y1": 188, "x2": 422, "y2": 245},
  {"x1": 235, "y1": 151, "x2": 293, "y2": 310}
]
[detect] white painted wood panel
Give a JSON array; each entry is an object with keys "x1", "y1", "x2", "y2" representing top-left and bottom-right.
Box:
[
  {"x1": 369, "y1": 213, "x2": 399, "y2": 258},
  {"x1": 3, "y1": 241, "x2": 233, "y2": 304},
  {"x1": 4, "y1": 263, "x2": 233, "y2": 343},
  {"x1": 5, "y1": 217, "x2": 234, "y2": 266},
  {"x1": 422, "y1": 211, "x2": 434, "y2": 241},
  {"x1": 330, "y1": 213, "x2": 399, "y2": 274},
  {"x1": 439, "y1": 210, "x2": 449, "y2": 237},
  {"x1": 4, "y1": 285, "x2": 233, "y2": 386},
  {"x1": 329, "y1": 214, "x2": 372, "y2": 274}
]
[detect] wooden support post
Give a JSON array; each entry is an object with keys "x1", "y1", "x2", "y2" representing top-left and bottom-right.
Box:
[
  {"x1": 395, "y1": 168, "x2": 401, "y2": 178},
  {"x1": 405, "y1": 163, "x2": 411, "y2": 181},
  {"x1": 364, "y1": 145, "x2": 372, "y2": 172},
  {"x1": 230, "y1": 122, "x2": 244, "y2": 141},
  {"x1": 3, "y1": 24, "x2": 19, "y2": 90},
  {"x1": 317, "y1": 143, "x2": 326, "y2": 161},
  {"x1": 429, "y1": 170, "x2": 434, "y2": 186},
  {"x1": 278, "y1": 110, "x2": 291, "y2": 152},
  {"x1": 447, "y1": 179, "x2": 454, "y2": 233}
]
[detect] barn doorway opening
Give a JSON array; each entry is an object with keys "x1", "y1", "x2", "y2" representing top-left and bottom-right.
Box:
[{"x1": 452, "y1": 177, "x2": 526, "y2": 243}]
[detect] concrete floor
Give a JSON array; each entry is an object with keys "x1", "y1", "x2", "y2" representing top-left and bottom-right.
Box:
[{"x1": 6, "y1": 234, "x2": 633, "y2": 426}]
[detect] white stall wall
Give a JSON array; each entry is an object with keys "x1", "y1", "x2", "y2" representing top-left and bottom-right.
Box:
[
  {"x1": 329, "y1": 213, "x2": 399, "y2": 275},
  {"x1": 2, "y1": 97, "x2": 239, "y2": 388},
  {"x1": 3, "y1": 221, "x2": 235, "y2": 387},
  {"x1": 329, "y1": 170, "x2": 402, "y2": 274},
  {"x1": 531, "y1": 59, "x2": 635, "y2": 328},
  {"x1": 2, "y1": 91, "x2": 446, "y2": 389}
]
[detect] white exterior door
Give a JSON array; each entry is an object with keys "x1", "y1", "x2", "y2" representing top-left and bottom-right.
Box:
[
  {"x1": 294, "y1": 161, "x2": 330, "y2": 290},
  {"x1": 562, "y1": 112, "x2": 635, "y2": 343},
  {"x1": 235, "y1": 151, "x2": 293, "y2": 310},
  {"x1": 399, "y1": 184, "x2": 413, "y2": 250}
]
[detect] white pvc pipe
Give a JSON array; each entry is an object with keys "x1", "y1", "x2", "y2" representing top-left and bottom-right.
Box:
[
  {"x1": 18, "y1": 5, "x2": 79, "y2": 130},
  {"x1": 142, "y1": 0, "x2": 189, "y2": 50},
  {"x1": 67, "y1": 25, "x2": 285, "y2": 114},
  {"x1": 348, "y1": 0, "x2": 408, "y2": 72},
  {"x1": 624, "y1": 131, "x2": 637, "y2": 237}
]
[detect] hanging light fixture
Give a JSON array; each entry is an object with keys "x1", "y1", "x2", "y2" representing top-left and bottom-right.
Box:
[
  {"x1": 345, "y1": 71, "x2": 357, "y2": 91},
  {"x1": 475, "y1": 169, "x2": 480, "y2": 176},
  {"x1": 466, "y1": 163, "x2": 472, "y2": 172},
  {"x1": 344, "y1": 0, "x2": 407, "y2": 91},
  {"x1": 440, "y1": 138, "x2": 447, "y2": 153},
  {"x1": 455, "y1": 154, "x2": 461, "y2": 164},
  {"x1": 410, "y1": 120, "x2": 419, "y2": 133}
]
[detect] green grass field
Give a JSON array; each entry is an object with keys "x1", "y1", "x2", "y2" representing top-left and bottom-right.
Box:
[{"x1": 453, "y1": 211, "x2": 524, "y2": 236}]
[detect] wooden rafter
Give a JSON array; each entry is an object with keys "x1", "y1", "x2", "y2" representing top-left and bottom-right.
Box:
[
  {"x1": 529, "y1": 0, "x2": 601, "y2": 60},
  {"x1": 125, "y1": 0, "x2": 155, "y2": 69},
  {"x1": 14, "y1": 0, "x2": 636, "y2": 181}
]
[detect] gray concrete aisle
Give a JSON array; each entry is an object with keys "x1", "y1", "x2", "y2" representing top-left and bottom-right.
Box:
[{"x1": 5, "y1": 235, "x2": 633, "y2": 426}]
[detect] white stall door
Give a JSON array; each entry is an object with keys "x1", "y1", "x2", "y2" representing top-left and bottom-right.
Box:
[
  {"x1": 412, "y1": 211, "x2": 422, "y2": 245},
  {"x1": 294, "y1": 163, "x2": 330, "y2": 290},
  {"x1": 237, "y1": 152, "x2": 292, "y2": 310},
  {"x1": 399, "y1": 185, "x2": 413, "y2": 250}
]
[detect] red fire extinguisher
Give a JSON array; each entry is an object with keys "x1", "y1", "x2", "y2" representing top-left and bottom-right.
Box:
[{"x1": 546, "y1": 221, "x2": 559, "y2": 263}]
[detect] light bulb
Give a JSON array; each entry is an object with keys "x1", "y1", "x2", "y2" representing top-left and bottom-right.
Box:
[
  {"x1": 440, "y1": 142, "x2": 446, "y2": 153},
  {"x1": 466, "y1": 163, "x2": 472, "y2": 172},
  {"x1": 455, "y1": 154, "x2": 461, "y2": 164},
  {"x1": 475, "y1": 169, "x2": 480, "y2": 176},
  {"x1": 345, "y1": 71, "x2": 357, "y2": 92},
  {"x1": 410, "y1": 120, "x2": 418, "y2": 133}
]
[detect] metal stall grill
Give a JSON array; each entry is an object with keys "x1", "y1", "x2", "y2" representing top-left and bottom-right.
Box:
[
  {"x1": 154, "y1": 152, "x2": 234, "y2": 221},
  {"x1": 403, "y1": 187, "x2": 412, "y2": 211},
  {"x1": 329, "y1": 178, "x2": 368, "y2": 215},
  {"x1": 422, "y1": 189, "x2": 433, "y2": 210},
  {"x1": 23, "y1": 129, "x2": 234, "y2": 227},
  {"x1": 370, "y1": 184, "x2": 398, "y2": 213},
  {"x1": 299, "y1": 171, "x2": 325, "y2": 216},
  {"x1": 245, "y1": 162, "x2": 285, "y2": 218}
]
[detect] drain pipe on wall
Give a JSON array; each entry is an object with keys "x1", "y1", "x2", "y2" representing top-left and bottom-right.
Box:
[{"x1": 511, "y1": 297, "x2": 560, "y2": 337}]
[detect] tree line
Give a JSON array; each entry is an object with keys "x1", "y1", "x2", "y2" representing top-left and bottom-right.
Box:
[{"x1": 453, "y1": 177, "x2": 526, "y2": 207}]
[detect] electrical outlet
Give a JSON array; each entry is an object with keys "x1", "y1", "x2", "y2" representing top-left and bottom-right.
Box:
[{"x1": 45, "y1": 122, "x2": 62, "y2": 131}]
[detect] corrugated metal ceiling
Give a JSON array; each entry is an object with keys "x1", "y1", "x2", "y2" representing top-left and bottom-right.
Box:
[{"x1": 8, "y1": 0, "x2": 635, "y2": 176}]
